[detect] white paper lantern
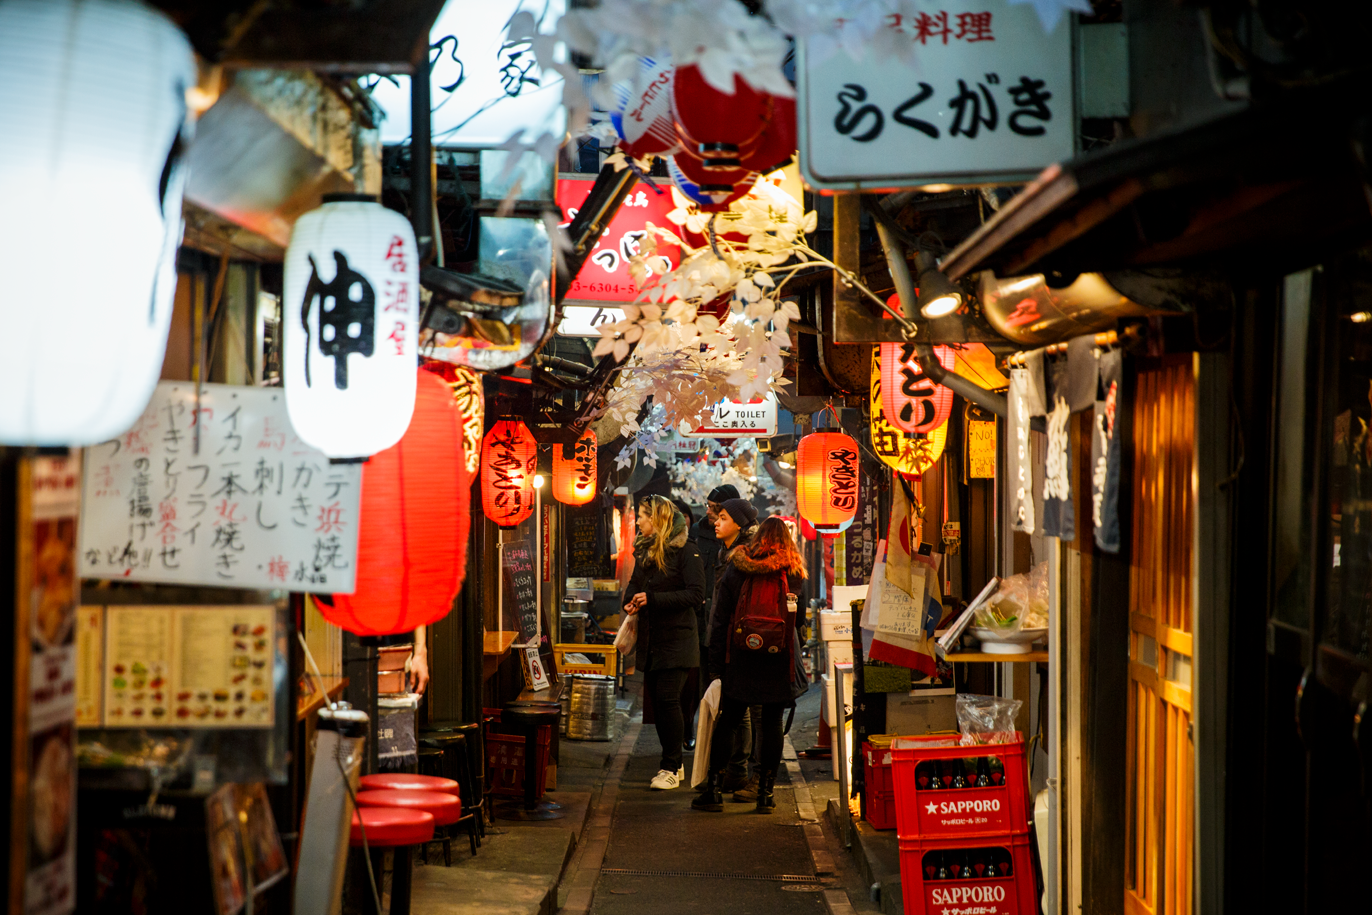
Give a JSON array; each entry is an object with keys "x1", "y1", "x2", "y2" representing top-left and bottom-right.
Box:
[
  {"x1": 283, "y1": 195, "x2": 419, "y2": 459},
  {"x1": 0, "y1": 0, "x2": 195, "y2": 445}
]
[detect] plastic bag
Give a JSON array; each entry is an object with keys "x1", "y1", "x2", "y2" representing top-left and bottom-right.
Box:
[
  {"x1": 956, "y1": 693, "x2": 1023, "y2": 746},
  {"x1": 690, "y1": 679, "x2": 722, "y2": 788},
  {"x1": 613, "y1": 614, "x2": 637, "y2": 658},
  {"x1": 975, "y1": 561, "x2": 1049, "y2": 631}
]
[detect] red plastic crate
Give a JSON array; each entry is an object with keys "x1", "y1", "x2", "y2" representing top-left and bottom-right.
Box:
[
  {"x1": 485, "y1": 724, "x2": 552, "y2": 798},
  {"x1": 863, "y1": 742, "x2": 897, "y2": 830},
  {"x1": 890, "y1": 734, "x2": 1030, "y2": 840},
  {"x1": 898, "y1": 833, "x2": 1038, "y2": 915}
]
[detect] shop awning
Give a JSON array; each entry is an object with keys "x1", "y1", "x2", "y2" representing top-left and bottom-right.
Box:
[{"x1": 941, "y1": 93, "x2": 1372, "y2": 282}]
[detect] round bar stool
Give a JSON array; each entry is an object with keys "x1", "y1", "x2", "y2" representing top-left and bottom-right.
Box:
[
  {"x1": 417, "y1": 746, "x2": 444, "y2": 778},
  {"x1": 421, "y1": 720, "x2": 487, "y2": 837},
  {"x1": 356, "y1": 790, "x2": 461, "y2": 868},
  {"x1": 417, "y1": 731, "x2": 480, "y2": 853},
  {"x1": 497, "y1": 703, "x2": 563, "y2": 821},
  {"x1": 347, "y1": 807, "x2": 433, "y2": 915},
  {"x1": 360, "y1": 773, "x2": 459, "y2": 797}
]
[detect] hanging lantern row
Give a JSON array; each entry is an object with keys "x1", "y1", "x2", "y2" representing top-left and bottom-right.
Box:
[
  {"x1": 609, "y1": 56, "x2": 797, "y2": 212},
  {"x1": 880, "y1": 342, "x2": 957, "y2": 434},
  {"x1": 320, "y1": 370, "x2": 470, "y2": 636},
  {"x1": 481, "y1": 418, "x2": 538, "y2": 528},
  {"x1": 552, "y1": 430, "x2": 598, "y2": 507},
  {"x1": 796, "y1": 432, "x2": 861, "y2": 534}
]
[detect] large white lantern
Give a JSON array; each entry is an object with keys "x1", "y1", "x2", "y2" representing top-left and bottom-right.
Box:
[
  {"x1": 283, "y1": 195, "x2": 420, "y2": 459},
  {"x1": 0, "y1": 0, "x2": 195, "y2": 445}
]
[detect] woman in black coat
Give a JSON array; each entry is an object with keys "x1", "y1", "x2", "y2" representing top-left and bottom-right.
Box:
[
  {"x1": 624, "y1": 495, "x2": 705, "y2": 791},
  {"x1": 694, "y1": 517, "x2": 805, "y2": 814}
]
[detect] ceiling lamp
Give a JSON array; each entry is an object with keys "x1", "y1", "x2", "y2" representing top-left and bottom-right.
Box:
[
  {"x1": 0, "y1": 0, "x2": 194, "y2": 445},
  {"x1": 915, "y1": 250, "x2": 964, "y2": 318},
  {"x1": 283, "y1": 194, "x2": 420, "y2": 459}
]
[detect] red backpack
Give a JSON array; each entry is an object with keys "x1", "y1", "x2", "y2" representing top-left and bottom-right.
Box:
[{"x1": 728, "y1": 571, "x2": 796, "y2": 663}]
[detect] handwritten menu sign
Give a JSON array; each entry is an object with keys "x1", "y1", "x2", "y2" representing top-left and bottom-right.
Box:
[
  {"x1": 79, "y1": 382, "x2": 362, "y2": 592},
  {"x1": 566, "y1": 502, "x2": 611, "y2": 579},
  {"x1": 97, "y1": 605, "x2": 276, "y2": 729},
  {"x1": 501, "y1": 542, "x2": 540, "y2": 646}
]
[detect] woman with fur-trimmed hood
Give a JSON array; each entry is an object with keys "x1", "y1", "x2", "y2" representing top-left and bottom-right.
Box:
[
  {"x1": 694, "y1": 517, "x2": 806, "y2": 814},
  {"x1": 624, "y1": 495, "x2": 705, "y2": 791}
]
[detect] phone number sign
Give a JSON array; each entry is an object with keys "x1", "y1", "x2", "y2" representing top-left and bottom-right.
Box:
[
  {"x1": 556, "y1": 175, "x2": 681, "y2": 304},
  {"x1": 798, "y1": 0, "x2": 1075, "y2": 189}
]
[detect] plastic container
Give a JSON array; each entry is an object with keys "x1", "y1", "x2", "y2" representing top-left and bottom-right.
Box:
[
  {"x1": 890, "y1": 733, "x2": 1030, "y2": 840},
  {"x1": 484, "y1": 720, "x2": 552, "y2": 798},
  {"x1": 863, "y1": 741, "x2": 897, "y2": 830},
  {"x1": 898, "y1": 833, "x2": 1037, "y2": 915}
]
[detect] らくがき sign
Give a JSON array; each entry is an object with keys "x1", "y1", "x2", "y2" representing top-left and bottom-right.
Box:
[
  {"x1": 797, "y1": 0, "x2": 1074, "y2": 189},
  {"x1": 556, "y1": 176, "x2": 681, "y2": 304},
  {"x1": 679, "y1": 395, "x2": 778, "y2": 438}
]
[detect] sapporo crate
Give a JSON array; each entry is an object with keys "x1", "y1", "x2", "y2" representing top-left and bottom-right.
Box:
[
  {"x1": 898, "y1": 832, "x2": 1038, "y2": 915},
  {"x1": 863, "y1": 741, "x2": 897, "y2": 830},
  {"x1": 890, "y1": 733, "x2": 1030, "y2": 840}
]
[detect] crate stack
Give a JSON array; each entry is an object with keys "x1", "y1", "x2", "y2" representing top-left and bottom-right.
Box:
[{"x1": 889, "y1": 734, "x2": 1037, "y2": 915}]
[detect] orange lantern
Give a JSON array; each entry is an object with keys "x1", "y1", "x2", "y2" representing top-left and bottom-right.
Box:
[
  {"x1": 880, "y1": 341, "x2": 956, "y2": 434},
  {"x1": 552, "y1": 429, "x2": 597, "y2": 506},
  {"x1": 481, "y1": 418, "x2": 538, "y2": 528},
  {"x1": 796, "y1": 432, "x2": 861, "y2": 533}
]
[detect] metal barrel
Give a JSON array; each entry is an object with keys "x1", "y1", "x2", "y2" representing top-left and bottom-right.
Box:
[{"x1": 566, "y1": 674, "x2": 616, "y2": 741}]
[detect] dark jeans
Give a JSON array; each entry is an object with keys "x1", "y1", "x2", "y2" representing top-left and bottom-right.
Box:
[
  {"x1": 645, "y1": 667, "x2": 690, "y2": 773},
  {"x1": 711, "y1": 695, "x2": 785, "y2": 776},
  {"x1": 726, "y1": 704, "x2": 762, "y2": 780}
]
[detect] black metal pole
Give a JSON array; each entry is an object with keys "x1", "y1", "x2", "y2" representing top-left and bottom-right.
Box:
[{"x1": 411, "y1": 46, "x2": 434, "y2": 263}]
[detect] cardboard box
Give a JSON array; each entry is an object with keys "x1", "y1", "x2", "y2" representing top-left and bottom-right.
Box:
[
  {"x1": 820, "y1": 610, "x2": 856, "y2": 642},
  {"x1": 885, "y1": 688, "x2": 958, "y2": 737}
]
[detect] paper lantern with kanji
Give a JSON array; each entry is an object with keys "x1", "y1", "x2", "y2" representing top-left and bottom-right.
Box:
[
  {"x1": 481, "y1": 419, "x2": 538, "y2": 527},
  {"x1": 322, "y1": 370, "x2": 470, "y2": 636},
  {"x1": 552, "y1": 430, "x2": 597, "y2": 506},
  {"x1": 283, "y1": 194, "x2": 419, "y2": 460},
  {"x1": 870, "y1": 346, "x2": 946, "y2": 476},
  {"x1": 796, "y1": 432, "x2": 861, "y2": 534},
  {"x1": 880, "y1": 342, "x2": 956, "y2": 433},
  {"x1": 0, "y1": 0, "x2": 194, "y2": 445}
]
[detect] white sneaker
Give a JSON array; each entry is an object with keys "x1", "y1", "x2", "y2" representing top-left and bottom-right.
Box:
[{"x1": 650, "y1": 767, "x2": 683, "y2": 790}]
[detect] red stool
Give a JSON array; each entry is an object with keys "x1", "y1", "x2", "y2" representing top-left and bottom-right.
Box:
[
  {"x1": 360, "y1": 773, "x2": 460, "y2": 798},
  {"x1": 348, "y1": 807, "x2": 433, "y2": 915},
  {"x1": 356, "y1": 790, "x2": 462, "y2": 867}
]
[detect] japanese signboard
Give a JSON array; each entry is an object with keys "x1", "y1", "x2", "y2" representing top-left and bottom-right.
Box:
[
  {"x1": 79, "y1": 383, "x2": 362, "y2": 591},
  {"x1": 558, "y1": 304, "x2": 626, "y2": 336},
  {"x1": 500, "y1": 541, "x2": 540, "y2": 647},
  {"x1": 557, "y1": 176, "x2": 681, "y2": 304},
  {"x1": 798, "y1": 0, "x2": 1075, "y2": 189},
  {"x1": 679, "y1": 394, "x2": 779, "y2": 438}
]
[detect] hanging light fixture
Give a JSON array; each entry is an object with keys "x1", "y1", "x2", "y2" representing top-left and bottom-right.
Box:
[
  {"x1": 796, "y1": 432, "x2": 861, "y2": 534},
  {"x1": 869, "y1": 347, "x2": 945, "y2": 476},
  {"x1": 879, "y1": 343, "x2": 956, "y2": 434},
  {"x1": 671, "y1": 63, "x2": 772, "y2": 169},
  {"x1": 914, "y1": 250, "x2": 963, "y2": 318},
  {"x1": 552, "y1": 430, "x2": 597, "y2": 506},
  {"x1": 0, "y1": 0, "x2": 195, "y2": 445},
  {"x1": 481, "y1": 418, "x2": 538, "y2": 528},
  {"x1": 283, "y1": 193, "x2": 419, "y2": 460},
  {"x1": 321, "y1": 370, "x2": 470, "y2": 636}
]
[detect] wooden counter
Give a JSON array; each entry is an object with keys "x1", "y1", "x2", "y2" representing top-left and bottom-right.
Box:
[
  {"x1": 482, "y1": 630, "x2": 521, "y2": 680},
  {"x1": 944, "y1": 650, "x2": 1048, "y2": 664}
]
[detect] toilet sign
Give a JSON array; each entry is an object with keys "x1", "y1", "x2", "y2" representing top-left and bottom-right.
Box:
[
  {"x1": 798, "y1": 0, "x2": 1075, "y2": 189},
  {"x1": 679, "y1": 395, "x2": 778, "y2": 438}
]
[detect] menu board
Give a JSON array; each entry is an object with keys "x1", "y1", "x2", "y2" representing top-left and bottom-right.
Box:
[
  {"x1": 96, "y1": 606, "x2": 276, "y2": 728},
  {"x1": 500, "y1": 542, "x2": 539, "y2": 646},
  {"x1": 78, "y1": 382, "x2": 362, "y2": 592},
  {"x1": 566, "y1": 502, "x2": 611, "y2": 579}
]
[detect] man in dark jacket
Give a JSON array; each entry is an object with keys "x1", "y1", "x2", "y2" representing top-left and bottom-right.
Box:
[
  {"x1": 707, "y1": 498, "x2": 762, "y2": 798},
  {"x1": 694, "y1": 484, "x2": 739, "y2": 618}
]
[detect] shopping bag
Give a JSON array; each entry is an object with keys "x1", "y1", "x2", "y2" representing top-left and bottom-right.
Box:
[
  {"x1": 690, "y1": 679, "x2": 722, "y2": 788},
  {"x1": 613, "y1": 614, "x2": 637, "y2": 657}
]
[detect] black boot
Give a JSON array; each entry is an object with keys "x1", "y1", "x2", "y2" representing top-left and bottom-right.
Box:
[
  {"x1": 691, "y1": 770, "x2": 725, "y2": 812},
  {"x1": 754, "y1": 769, "x2": 777, "y2": 814}
]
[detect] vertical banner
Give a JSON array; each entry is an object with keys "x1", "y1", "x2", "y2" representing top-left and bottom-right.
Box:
[
  {"x1": 16, "y1": 454, "x2": 82, "y2": 915},
  {"x1": 541, "y1": 503, "x2": 553, "y2": 583},
  {"x1": 841, "y1": 469, "x2": 880, "y2": 587}
]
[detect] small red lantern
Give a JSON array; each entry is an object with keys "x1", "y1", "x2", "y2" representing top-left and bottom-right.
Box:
[
  {"x1": 880, "y1": 342, "x2": 956, "y2": 434},
  {"x1": 737, "y1": 93, "x2": 796, "y2": 174},
  {"x1": 796, "y1": 432, "x2": 861, "y2": 533},
  {"x1": 552, "y1": 429, "x2": 597, "y2": 506},
  {"x1": 481, "y1": 418, "x2": 538, "y2": 528},
  {"x1": 672, "y1": 63, "x2": 771, "y2": 169},
  {"x1": 323, "y1": 370, "x2": 470, "y2": 636}
]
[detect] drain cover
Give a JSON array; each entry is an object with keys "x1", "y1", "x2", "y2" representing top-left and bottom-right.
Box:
[{"x1": 781, "y1": 884, "x2": 829, "y2": 892}]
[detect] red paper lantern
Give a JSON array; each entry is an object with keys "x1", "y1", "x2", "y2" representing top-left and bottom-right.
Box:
[
  {"x1": 552, "y1": 429, "x2": 597, "y2": 506},
  {"x1": 481, "y1": 418, "x2": 538, "y2": 528},
  {"x1": 672, "y1": 63, "x2": 771, "y2": 169},
  {"x1": 880, "y1": 341, "x2": 956, "y2": 433},
  {"x1": 796, "y1": 432, "x2": 861, "y2": 533},
  {"x1": 323, "y1": 370, "x2": 470, "y2": 636},
  {"x1": 737, "y1": 93, "x2": 796, "y2": 174}
]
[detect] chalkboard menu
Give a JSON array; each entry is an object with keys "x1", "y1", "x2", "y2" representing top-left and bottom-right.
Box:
[
  {"x1": 501, "y1": 542, "x2": 540, "y2": 646},
  {"x1": 566, "y1": 502, "x2": 612, "y2": 579}
]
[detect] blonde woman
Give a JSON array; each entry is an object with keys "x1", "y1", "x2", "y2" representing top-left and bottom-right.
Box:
[{"x1": 623, "y1": 495, "x2": 706, "y2": 790}]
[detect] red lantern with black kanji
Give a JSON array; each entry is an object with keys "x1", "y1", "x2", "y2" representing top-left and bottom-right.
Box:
[
  {"x1": 672, "y1": 63, "x2": 772, "y2": 170},
  {"x1": 880, "y1": 342, "x2": 956, "y2": 434},
  {"x1": 552, "y1": 429, "x2": 597, "y2": 506},
  {"x1": 796, "y1": 432, "x2": 861, "y2": 534},
  {"x1": 481, "y1": 418, "x2": 538, "y2": 528},
  {"x1": 322, "y1": 369, "x2": 470, "y2": 636}
]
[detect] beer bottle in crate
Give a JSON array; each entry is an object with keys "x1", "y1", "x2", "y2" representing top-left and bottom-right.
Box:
[
  {"x1": 936, "y1": 852, "x2": 951, "y2": 880},
  {"x1": 951, "y1": 759, "x2": 968, "y2": 788},
  {"x1": 975, "y1": 756, "x2": 992, "y2": 787}
]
